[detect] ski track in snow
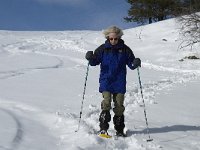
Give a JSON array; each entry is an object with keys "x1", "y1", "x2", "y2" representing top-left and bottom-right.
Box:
[
  {"x1": 126, "y1": 62, "x2": 199, "y2": 107},
  {"x1": 0, "y1": 58, "x2": 64, "y2": 80},
  {"x1": 1, "y1": 32, "x2": 200, "y2": 150},
  {"x1": 0, "y1": 101, "x2": 38, "y2": 150},
  {"x1": 0, "y1": 39, "x2": 67, "y2": 79},
  {"x1": 0, "y1": 100, "x2": 61, "y2": 150},
  {"x1": 0, "y1": 108, "x2": 23, "y2": 150}
]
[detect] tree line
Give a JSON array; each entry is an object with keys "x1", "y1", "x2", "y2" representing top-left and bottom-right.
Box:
[
  {"x1": 125, "y1": 0, "x2": 200, "y2": 24},
  {"x1": 125, "y1": 0, "x2": 200, "y2": 50}
]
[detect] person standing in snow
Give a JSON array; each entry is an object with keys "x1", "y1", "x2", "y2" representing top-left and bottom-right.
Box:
[{"x1": 85, "y1": 26, "x2": 141, "y2": 137}]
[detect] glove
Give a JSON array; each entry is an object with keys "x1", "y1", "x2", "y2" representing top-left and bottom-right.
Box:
[
  {"x1": 85, "y1": 51, "x2": 94, "y2": 61},
  {"x1": 133, "y1": 58, "x2": 141, "y2": 68}
]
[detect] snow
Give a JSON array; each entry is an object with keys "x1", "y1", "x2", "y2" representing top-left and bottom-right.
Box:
[{"x1": 0, "y1": 18, "x2": 200, "y2": 150}]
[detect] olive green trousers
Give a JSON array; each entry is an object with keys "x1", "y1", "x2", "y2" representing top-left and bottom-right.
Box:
[{"x1": 101, "y1": 91, "x2": 125, "y2": 116}]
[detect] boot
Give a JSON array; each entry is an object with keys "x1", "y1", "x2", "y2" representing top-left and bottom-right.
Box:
[
  {"x1": 113, "y1": 115, "x2": 126, "y2": 137},
  {"x1": 99, "y1": 110, "x2": 111, "y2": 132}
]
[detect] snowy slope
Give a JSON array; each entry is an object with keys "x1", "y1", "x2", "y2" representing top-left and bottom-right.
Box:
[{"x1": 0, "y1": 18, "x2": 200, "y2": 150}]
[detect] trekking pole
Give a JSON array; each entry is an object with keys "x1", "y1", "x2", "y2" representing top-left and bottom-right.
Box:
[
  {"x1": 75, "y1": 62, "x2": 90, "y2": 132},
  {"x1": 137, "y1": 67, "x2": 153, "y2": 142}
]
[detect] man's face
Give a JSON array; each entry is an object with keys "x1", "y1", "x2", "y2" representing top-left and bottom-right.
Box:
[{"x1": 108, "y1": 33, "x2": 119, "y2": 46}]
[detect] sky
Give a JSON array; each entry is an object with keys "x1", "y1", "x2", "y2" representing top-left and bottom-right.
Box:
[{"x1": 0, "y1": 0, "x2": 136, "y2": 31}]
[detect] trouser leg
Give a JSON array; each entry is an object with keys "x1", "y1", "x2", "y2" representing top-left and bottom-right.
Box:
[
  {"x1": 101, "y1": 91, "x2": 112, "y2": 111},
  {"x1": 113, "y1": 93, "x2": 125, "y2": 116},
  {"x1": 99, "y1": 91, "x2": 111, "y2": 131},
  {"x1": 113, "y1": 93, "x2": 125, "y2": 133}
]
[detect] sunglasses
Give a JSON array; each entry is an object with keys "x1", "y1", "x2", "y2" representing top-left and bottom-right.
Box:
[{"x1": 109, "y1": 38, "x2": 118, "y2": 41}]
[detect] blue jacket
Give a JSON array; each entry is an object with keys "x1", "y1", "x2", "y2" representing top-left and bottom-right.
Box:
[{"x1": 89, "y1": 39, "x2": 136, "y2": 94}]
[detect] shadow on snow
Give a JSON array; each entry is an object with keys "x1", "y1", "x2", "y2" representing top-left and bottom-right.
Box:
[{"x1": 128, "y1": 125, "x2": 200, "y2": 135}]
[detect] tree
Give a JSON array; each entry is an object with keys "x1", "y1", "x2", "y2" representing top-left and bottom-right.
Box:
[
  {"x1": 177, "y1": 0, "x2": 200, "y2": 50},
  {"x1": 175, "y1": 0, "x2": 200, "y2": 16},
  {"x1": 125, "y1": 0, "x2": 179, "y2": 24},
  {"x1": 124, "y1": 0, "x2": 152, "y2": 24},
  {"x1": 178, "y1": 13, "x2": 200, "y2": 50}
]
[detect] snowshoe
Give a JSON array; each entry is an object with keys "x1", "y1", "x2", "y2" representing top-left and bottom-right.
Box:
[{"x1": 98, "y1": 130, "x2": 112, "y2": 138}]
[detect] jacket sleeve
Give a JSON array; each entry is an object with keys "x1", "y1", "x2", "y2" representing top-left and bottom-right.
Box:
[
  {"x1": 125, "y1": 46, "x2": 137, "y2": 70},
  {"x1": 89, "y1": 45, "x2": 103, "y2": 66}
]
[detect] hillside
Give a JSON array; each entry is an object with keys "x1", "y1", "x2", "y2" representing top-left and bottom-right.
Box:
[{"x1": 0, "y1": 19, "x2": 200, "y2": 150}]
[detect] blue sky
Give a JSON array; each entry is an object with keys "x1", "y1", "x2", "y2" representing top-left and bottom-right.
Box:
[{"x1": 0, "y1": 0, "x2": 136, "y2": 31}]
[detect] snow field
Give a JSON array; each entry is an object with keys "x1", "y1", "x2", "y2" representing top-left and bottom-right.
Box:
[{"x1": 0, "y1": 18, "x2": 200, "y2": 149}]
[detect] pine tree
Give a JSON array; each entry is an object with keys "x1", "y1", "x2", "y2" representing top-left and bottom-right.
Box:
[{"x1": 124, "y1": 0, "x2": 192, "y2": 24}]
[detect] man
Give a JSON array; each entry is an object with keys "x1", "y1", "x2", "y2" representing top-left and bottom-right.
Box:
[{"x1": 85, "y1": 26, "x2": 141, "y2": 137}]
